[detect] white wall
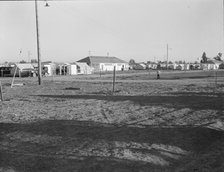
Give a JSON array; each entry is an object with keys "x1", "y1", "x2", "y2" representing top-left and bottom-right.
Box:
[
  {"x1": 44, "y1": 64, "x2": 51, "y2": 76},
  {"x1": 67, "y1": 65, "x2": 77, "y2": 75},
  {"x1": 100, "y1": 63, "x2": 128, "y2": 71},
  {"x1": 70, "y1": 65, "x2": 77, "y2": 75}
]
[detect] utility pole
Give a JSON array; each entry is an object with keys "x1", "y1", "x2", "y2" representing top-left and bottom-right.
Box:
[
  {"x1": 35, "y1": 0, "x2": 42, "y2": 85},
  {"x1": 112, "y1": 66, "x2": 116, "y2": 93},
  {"x1": 223, "y1": 0, "x2": 224, "y2": 53}
]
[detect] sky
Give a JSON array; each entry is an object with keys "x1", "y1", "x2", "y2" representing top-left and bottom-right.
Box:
[{"x1": 0, "y1": 0, "x2": 223, "y2": 63}]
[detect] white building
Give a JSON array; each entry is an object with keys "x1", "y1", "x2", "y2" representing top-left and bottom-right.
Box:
[
  {"x1": 43, "y1": 62, "x2": 56, "y2": 76},
  {"x1": 77, "y1": 56, "x2": 129, "y2": 72},
  {"x1": 11, "y1": 63, "x2": 35, "y2": 77},
  {"x1": 201, "y1": 60, "x2": 223, "y2": 70},
  {"x1": 66, "y1": 62, "x2": 92, "y2": 75}
]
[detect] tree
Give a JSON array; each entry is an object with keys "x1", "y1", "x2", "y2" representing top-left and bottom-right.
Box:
[
  {"x1": 4, "y1": 61, "x2": 8, "y2": 66},
  {"x1": 214, "y1": 53, "x2": 222, "y2": 61},
  {"x1": 168, "y1": 64, "x2": 174, "y2": 70},
  {"x1": 201, "y1": 52, "x2": 207, "y2": 63},
  {"x1": 31, "y1": 59, "x2": 38, "y2": 63},
  {"x1": 219, "y1": 63, "x2": 224, "y2": 69},
  {"x1": 194, "y1": 61, "x2": 199, "y2": 64},
  {"x1": 19, "y1": 60, "x2": 26, "y2": 63},
  {"x1": 129, "y1": 59, "x2": 136, "y2": 65},
  {"x1": 176, "y1": 65, "x2": 182, "y2": 70}
]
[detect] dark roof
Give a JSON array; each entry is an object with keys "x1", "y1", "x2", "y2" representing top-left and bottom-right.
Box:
[{"x1": 77, "y1": 56, "x2": 127, "y2": 64}]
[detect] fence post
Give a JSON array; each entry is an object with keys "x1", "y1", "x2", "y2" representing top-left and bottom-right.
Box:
[
  {"x1": 215, "y1": 70, "x2": 218, "y2": 86},
  {"x1": 112, "y1": 66, "x2": 116, "y2": 93},
  {"x1": 0, "y1": 81, "x2": 3, "y2": 101}
]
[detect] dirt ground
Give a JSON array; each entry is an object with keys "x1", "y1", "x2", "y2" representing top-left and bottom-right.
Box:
[{"x1": 0, "y1": 71, "x2": 224, "y2": 172}]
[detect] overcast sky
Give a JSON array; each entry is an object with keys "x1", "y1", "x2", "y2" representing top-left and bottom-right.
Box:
[{"x1": 0, "y1": 0, "x2": 223, "y2": 63}]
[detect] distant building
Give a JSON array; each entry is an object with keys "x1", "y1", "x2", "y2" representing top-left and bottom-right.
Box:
[
  {"x1": 0, "y1": 67, "x2": 13, "y2": 77},
  {"x1": 66, "y1": 62, "x2": 92, "y2": 75},
  {"x1": 11, "y1": 63, "x2": 35, "y2": 77},
  {"x1": 130, "y1": 63, "x2": 145, "y2": 70},
  {"x1": 31, "y1": 61, "x2": 56, "y2": 76},
  {"x1": 77, "y1": 56, "x2": 129, "y2": 72},
  {"x1": 55, "y1": 62, "x2": 92, "y2": 75},
  {"x1": 199, "y1": 52, "x2": 223, "y2": 70},
  {"x1": 139, "y1": 63, "x2": 147, "y2": 69},
  {"x1": 201, "y1": 59, "x2": 223, "y2": 70},
  {"x1": 42, "y1": 62, "x2": 56, "y2": 76},
  {"x1": 147, "y1": 62, "x2": 157, "y2": 70}
]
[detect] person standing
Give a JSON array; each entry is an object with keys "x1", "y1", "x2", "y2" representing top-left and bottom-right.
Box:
[{"x1": 157, "y1": 70, "x2": 160, "y2": 79}]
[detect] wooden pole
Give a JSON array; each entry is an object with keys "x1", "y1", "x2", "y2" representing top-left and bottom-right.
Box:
[
  {"x1": 223, "y1": 0, "x2": 224, "y2": 53},
  {"x1": 166, "y1": 44, "x2": 168, "y2": 70},
  {"x1": 215, "y1": 70, "x2": 218, "y2": 86},
  {"x1": 59, "y1": 65, "x2": 62, "y2": 75},
  {"x1": 0, "y1": 81, "x2": 3, "y2": 101},
  {"x1": 112, "y1": 66, "x2": 116, "y2": 93},
  {"x1": 35, "y1": 0, "x2": 42, "y2": 85},
  {"x1": 11, "y1": 66, "x2": 17, "y2": 88}
]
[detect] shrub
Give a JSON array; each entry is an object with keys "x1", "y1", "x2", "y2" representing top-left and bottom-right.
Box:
[{"x1": 219, "y1": 63, "x2": 224, "y2": 69}]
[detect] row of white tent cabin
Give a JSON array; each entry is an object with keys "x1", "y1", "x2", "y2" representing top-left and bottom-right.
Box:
[
  {"x1": 11, "y1": 62, "x2": 92, "y2": 77},
  {"x1": 42, "y1": 62, "x2": 93, "y2": 76}
]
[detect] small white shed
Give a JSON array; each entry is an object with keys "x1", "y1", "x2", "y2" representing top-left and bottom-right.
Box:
[
  {"x1": 67, "y1": 64, "x2": 77, "y2": 75},
  {"x1": 11, "y1": 63, "x2": 35, "y2": 77}
]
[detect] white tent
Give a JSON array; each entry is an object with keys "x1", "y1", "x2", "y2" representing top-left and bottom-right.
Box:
[
  {"x1": 11, "y1": 63, "x2": 35, "y2": 77},
  {"x1": 75, "y1": 62, "x2": 92, "y2": 74}
]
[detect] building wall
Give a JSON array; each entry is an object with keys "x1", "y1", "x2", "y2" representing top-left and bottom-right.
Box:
[
  {"x1": 0, "y1": 67, "x2": 12, "y2": 77},
  {"x1": 201, "y1": 63, "x2": 218, "y2": 70},
  {"x1": 67, "y1": 65, "x2": 77, "y2": 75},
  {"x1": 43, "y1": 64, "x2": 56, "y2": 76},
  {"x1": 66, "y1": 64, "x2": 92, "y2": 75},
  {"x1": 99, "y1": 63, "x2": 128, "y2": 71},
  {"x1": 43, "y1": 65, "x2": 51, "y2": 76},
  {"x1": 77, "y1": 56, "x2": 129, "y2": 72},
  {"x1": 100, "y1": 63, "x2": 115, "y2": 71},
  {"x1": 78, "y1": 65, "x2": 92, "y2": 74}
]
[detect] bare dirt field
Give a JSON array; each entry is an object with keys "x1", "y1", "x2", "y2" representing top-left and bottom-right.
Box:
[{"x1": 0, "y1": 71, "x2": 224, "y2": 172}]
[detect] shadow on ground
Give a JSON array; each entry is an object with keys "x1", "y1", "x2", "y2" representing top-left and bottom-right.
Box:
[
  {"x1": 0, "y1": 120, "x2": 224, "y2": 172},
  {"x1": 36, "y1": 93, "x2": 224, "y2": 110}
]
